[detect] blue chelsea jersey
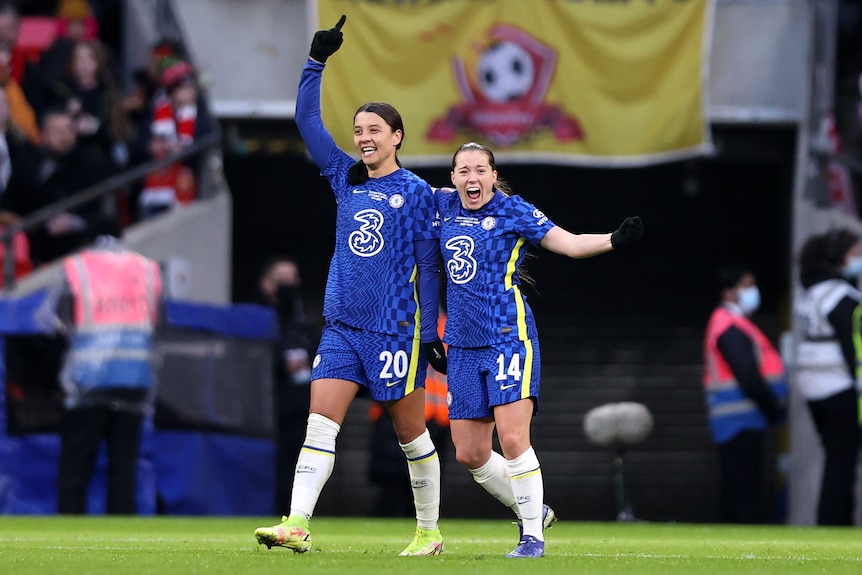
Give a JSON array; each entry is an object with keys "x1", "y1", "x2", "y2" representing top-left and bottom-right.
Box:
[
  {"x1": 321, "y1": 148, "x2": 439, "y2": 336},
  {"x1": 435, "y1": 190, "x2": 555, "y2": 347}
]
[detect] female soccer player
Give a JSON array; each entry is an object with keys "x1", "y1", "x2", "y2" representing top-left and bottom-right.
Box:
[
  {"x1": 437, "y1": 142, "x2": 643, "y2": 558},
  {"x1": 255, "y1": 16, "x2": 446, "y2": 556}
]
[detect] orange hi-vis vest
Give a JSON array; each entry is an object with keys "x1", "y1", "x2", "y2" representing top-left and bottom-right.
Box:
[
  {"x1": 702, "y1": 305, "x2": 788, "y2": 444},
  {"x1": 61, "y1": 249, "x2": 162, "y2": 399}
]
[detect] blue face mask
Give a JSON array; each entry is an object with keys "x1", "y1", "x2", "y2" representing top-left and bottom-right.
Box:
[
  {"x1": 737, "y1": 286, "x2": 761, "y2": 315},
  {"x1": 844, "y1": 255, "x2": 862, "y2": 280}
]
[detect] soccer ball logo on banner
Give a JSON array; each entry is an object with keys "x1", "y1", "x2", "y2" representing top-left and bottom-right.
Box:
[{"x1": 427, "y1": 24, "x2": 583, "y2": 148}]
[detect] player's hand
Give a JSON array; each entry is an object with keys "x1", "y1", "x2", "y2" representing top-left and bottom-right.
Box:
[
  {"x1": 310, "y1": 14, "x2": 346, "y2": 63},
  {"x1": 610, "y1": 216, "x2": 643, "y2": 250},
  {"x1": 347, "y1": 160, "x2": 368, "y2": 185},
  {"x1": 423, "y1": 340, "x2": 447, "y2": 375}
]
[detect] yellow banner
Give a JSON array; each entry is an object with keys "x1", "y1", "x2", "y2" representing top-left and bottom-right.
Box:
[{"x1": 316, "y1": 0, "x2": 713, "y2": 166}]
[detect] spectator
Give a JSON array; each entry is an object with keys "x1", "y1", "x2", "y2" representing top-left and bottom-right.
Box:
[
  {"x1": 36, "y1": 0, "x2": 101, "y2": 117},
  {"x1": 135, "y1": 130, "x2": 195, "y2": 220},
  {"x1": 0, "y1": 2, "x2": 37, "y2": 86},
  {"x1": 0, "y1": 87, "x2": 30, "y2": 205},
  {"x1": 45, "y1": 39, "x2": 132, "y2": 167},
  {"x1": 702, "y1": 266, "x2": 788, "y2": 523},
  {"x1": 794, "y1": 229, "x2": 862, "y2": 525},
  {"x1": 52, "y1": 222, "x2": 163, "y2": 514},
  {"x1": 3, "y1": 106, "x2": 116, "y2": 265},
  {"x1": 151, "y1": 59, "x2": 207, "y2": 148},
  {"x1": 257, "y1": 255, "x2": 320, "y2": 515},
  {"x1": 0, "y1": 42, "x2": 40, "y2": 145},
  {"x1": 124, "y1": 39, "x2": 186, "y2": 134},
  {"x1": 55, "y1": 0, "x2": 99, "y2": 43},
  {"x1": 0, "y1": 87, "x2": 34, "y2": 284}
]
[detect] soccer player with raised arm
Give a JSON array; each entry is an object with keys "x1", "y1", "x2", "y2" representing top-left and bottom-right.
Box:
[
  {"x1": 437, "y1": 142, "x2": 643, "y2": 558},
  {"x1": 254, "y1": 15, "x2": 447, "y2": 556}
]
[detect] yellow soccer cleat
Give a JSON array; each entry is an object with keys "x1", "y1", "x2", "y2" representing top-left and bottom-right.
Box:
[
  {"x1": 398, "y1": 527, "x2": 443, "y2": 556},
  {"x1": 254, "y1": 515, "x2": 312, "y2": 553}
]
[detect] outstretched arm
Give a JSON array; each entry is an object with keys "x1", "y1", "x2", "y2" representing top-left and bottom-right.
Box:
[{"x1": 539, "y1": 216, "x2": 643, "y2": 258}]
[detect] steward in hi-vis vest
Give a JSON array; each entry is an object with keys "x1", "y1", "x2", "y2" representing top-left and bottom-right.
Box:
[
  {"x1": 703, "y1": 305, "x2": 788, "y2": 445},
  {"x1": 55, "y1": 233, "x2": 163, "y2": 515},
  {"x1": 795, "y1": 228, "x2": 862, "y2": 526},
  {"x1": 702, "y1": 266, "x2": 787, "y2": 524},
  {"x1": 60, "y1": 243, "x2": 162, "y2": 411}
]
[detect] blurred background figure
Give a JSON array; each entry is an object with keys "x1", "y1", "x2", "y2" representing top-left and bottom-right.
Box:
[
  {"x1": 0, "y1": 40, "x2": 40, "y2": 146},
  {"x1": 4, "y1": 106, "x2": 116, "y2": 265},
  {"x1": 257, "y1": 255, "x2": 320, "y2": 515},
  {"x1": 702, "y1": 265, "x2": 787, "y2": 523},
  {"x1": 794, "y1": 229, "x2": 862, "y2": 526},
  {"x1": 43, "y1": 38, "x2": 132, "y2": 169},
  {"x1": 53, "y1": 222, "x2": 162, "y2": 514},
  {"x1": 123, "y1": 38, "x2": 186, "y2": 139}
]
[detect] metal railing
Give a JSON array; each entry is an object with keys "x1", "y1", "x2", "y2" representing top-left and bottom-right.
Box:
[{"x1": 1, "y1": 129, "x2": 222, "y2": 292}]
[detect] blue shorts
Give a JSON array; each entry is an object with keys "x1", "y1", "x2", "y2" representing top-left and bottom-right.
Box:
[
  {"x1": 446, "y1": 337, "x2": 541, "y2": 420},
  {"x1": 311, "y1": 321, "x2": 427, "y2": 401}
]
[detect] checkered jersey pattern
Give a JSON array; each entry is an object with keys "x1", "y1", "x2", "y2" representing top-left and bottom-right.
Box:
[
  {"x1": 446, "y1": 339, "x2": 542, "y2": 419},
  {"x1": 435, "y1": 190, "x2": 555, "y2": 347},
  {"x1": 319, "y1": 149, "x2": 439, "y2": 336},
  {"x1": 312, "y1": 321, "x2": 427, "y2": 401}
]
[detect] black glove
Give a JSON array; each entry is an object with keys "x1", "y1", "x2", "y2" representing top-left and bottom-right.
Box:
[
  {"x1": 423, "y1": 340, "x2": 447, "y2": 375},
  {"x1": 310, "y1": 14, "x2": 346, "y2": 63},
  {"x1": 610, "y1": 216, "x2": 644, "y2": 250},
  {"x1": 347, "y1": 160, "x2": 369, "y2": 185}
]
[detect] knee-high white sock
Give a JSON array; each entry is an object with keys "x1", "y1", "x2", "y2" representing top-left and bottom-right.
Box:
[
  {"x1": 288, "y1": 413, "x2": 340, "y2": 520},
  {"x1": 508, "y1": 446, "x2": 544, "y2": 540},
  {"x1": 469, "y1": 450, "x2": 519, "y2": 518},
  {"x1": 400, "y1": 429, "x2": 440, "y2": 530}
]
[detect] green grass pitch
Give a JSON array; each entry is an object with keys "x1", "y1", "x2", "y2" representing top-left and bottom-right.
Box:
[{"x1": 1, "y1": 516, "x2": 861, "y2": 575}]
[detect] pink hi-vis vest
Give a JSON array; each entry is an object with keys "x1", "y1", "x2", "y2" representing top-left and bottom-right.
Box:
[
  {"x1": 62, "y1": 250, "x2": 161, "y2": 393},
  {"x1": 65, "y1": 251, "x2": 161, "y2": 328},
  {"x1": 702, "y1": 306, "x2": 787, "y2": 444}
]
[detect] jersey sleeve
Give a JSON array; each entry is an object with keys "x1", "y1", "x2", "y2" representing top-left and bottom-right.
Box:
[
  {"x1": 296, "y1": 59, "x2": 355, "y2": 202},
  {"x1": 510, "y1": 195, "x2": 556, "y2": 246},
  {"x1": 411, "y1": 180, "x2": 440, "y2": 241},
  {"x1": 296, "y1": 60, "x2": 336, "y2": 169}
]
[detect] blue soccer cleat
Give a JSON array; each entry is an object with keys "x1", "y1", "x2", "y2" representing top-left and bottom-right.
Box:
[
  {"x1": 506, "y1": 535, "x2": 545, "y2": 558},
  {"x1": 517, "y1": 504, "x2": 558, "y2": 540}
]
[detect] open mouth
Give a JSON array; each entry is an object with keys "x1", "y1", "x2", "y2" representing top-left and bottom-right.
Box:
[
  {"x1": 361, "y1": 146, "x2": 376, "y2": 157},
  {"x1": 466, "y1": 186, "x2": 481, "y2": 200}
]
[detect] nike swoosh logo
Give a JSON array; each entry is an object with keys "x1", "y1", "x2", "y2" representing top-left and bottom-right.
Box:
[
  {"x1": 500, "y1": 383, "x2": 518, "y2": 391},
  {"x1": 444, "y1": 217, "x2": 452, "y2": 221},
  {"x1": 352, "y1": 189, "x2": 366, "y2": 194},
  {"x1": 386, "y1": 380, "x2": 402, "y2": 387}
]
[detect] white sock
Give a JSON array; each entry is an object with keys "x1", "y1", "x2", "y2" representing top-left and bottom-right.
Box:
[
  {"x1": 469, "y1": 450, "x2": 519, "y2": 518},
  {"x1": 508, "y1": 446, "x2": 544, "y2": 540},
  {"x1": 400, "y1": 429, "x2": 440, "y2": 530},
  {"x1": 288, "y1": 413, "x2": 340, "y2": 520}
]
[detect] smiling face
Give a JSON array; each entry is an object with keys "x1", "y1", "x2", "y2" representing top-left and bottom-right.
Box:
[
  {"x1": 450, "y1": 148, "x2": 498, "y2": 210},
  {"x1": 353, "y1": 111, "x2": 402, "y2": 175}
]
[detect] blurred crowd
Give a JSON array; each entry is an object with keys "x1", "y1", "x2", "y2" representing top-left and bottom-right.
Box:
[{"x1": 0, "y1": 0, "x2": 215, "y2": 285}]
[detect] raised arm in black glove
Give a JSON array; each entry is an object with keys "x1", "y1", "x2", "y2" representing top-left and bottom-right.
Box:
[
  {"x1": 610, "y1": 216, "x2": 644, "y2": 250},
  {"x1": 310, "y1": 14, "x2": 347, "y2": 63},
  {"x1": 422, "y1": 339, "x2": 447, "y2": 375}
]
